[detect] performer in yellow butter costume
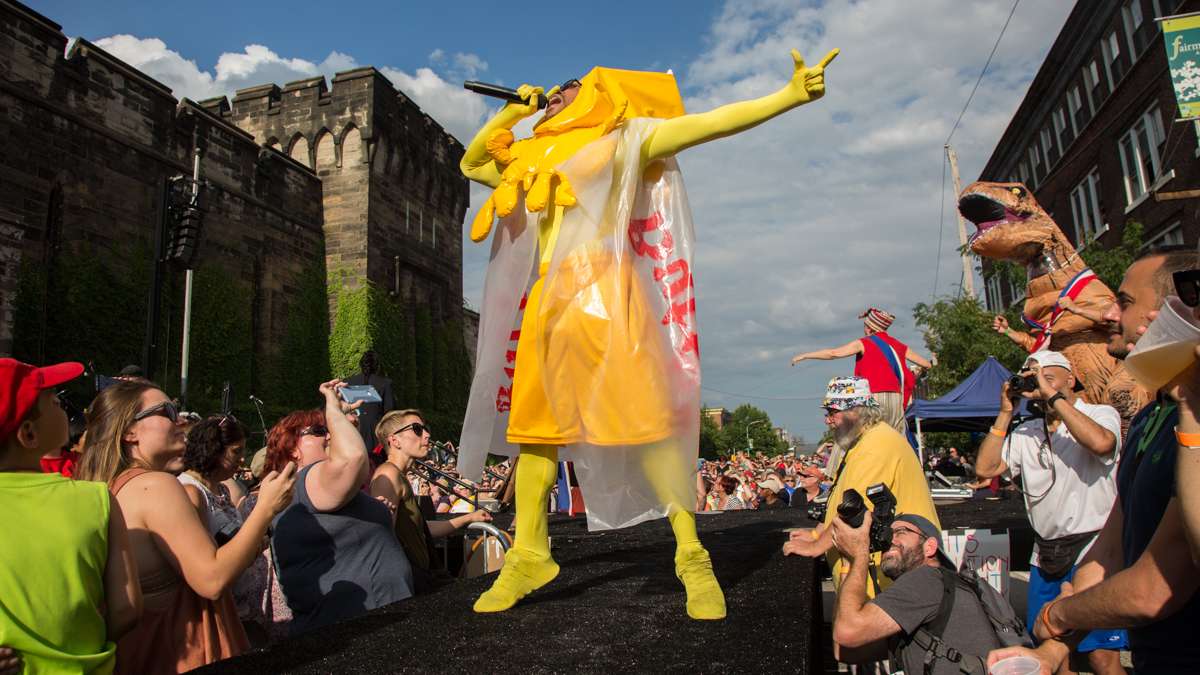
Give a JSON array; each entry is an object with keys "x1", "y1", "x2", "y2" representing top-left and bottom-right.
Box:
[{"x1": 457, "y1": 48, "x2": 837, "y2": 620}]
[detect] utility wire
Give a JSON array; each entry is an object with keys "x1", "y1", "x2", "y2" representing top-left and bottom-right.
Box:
[
  {"x1": 933, "y1": 0, "x2": 1020, "y2": 301},
  {"x1": 945, "y1": 0, "x2": 1022, "y2": 146}
]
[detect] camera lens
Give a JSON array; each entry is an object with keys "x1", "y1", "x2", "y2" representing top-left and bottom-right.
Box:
[{"x1": 837, "y1": 489, "x2": 866, "y2": 528}]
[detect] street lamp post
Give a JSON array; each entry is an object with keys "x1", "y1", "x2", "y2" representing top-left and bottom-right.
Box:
[{"x1": 746, "y1": 419, "x2": 767, "y2": 451}]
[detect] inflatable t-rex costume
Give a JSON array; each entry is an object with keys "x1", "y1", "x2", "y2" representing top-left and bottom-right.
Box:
[{"x1": 958, "y1": 181, "x2": 1150, "y2": 426}]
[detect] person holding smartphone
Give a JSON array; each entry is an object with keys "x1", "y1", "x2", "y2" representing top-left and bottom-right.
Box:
[{"x1": 346, "y1": 351, "x2": 394, "y2": 452}]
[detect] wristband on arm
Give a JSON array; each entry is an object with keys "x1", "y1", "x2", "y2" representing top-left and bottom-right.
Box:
[{"x1": 1175, "y1": 427, "x2": 1200, "y2": 448}]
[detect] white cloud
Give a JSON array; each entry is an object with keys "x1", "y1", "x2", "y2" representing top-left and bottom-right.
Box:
[
  {"x1": 92, "y1": 35, "x2": 491, "y2": 143},
  {"x1": 639, "y1": 0, "x2": 1073, "y2": 441},
  {"x1": 377, "y1": 66, "x2": 492, "y2": 143}
]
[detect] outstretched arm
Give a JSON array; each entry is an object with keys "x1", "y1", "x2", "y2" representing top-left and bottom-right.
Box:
[
  {"x1": 1057, "y1": 296, "x2": 1108, "y2": 325},
  {"x1": 792, "y1": 339, "x2": 863, "y2": 365},
  {"x1": 641, "y1": 48, "x2": 837, "y2": 165},
  {"x1": 906, "y1": 351, "x2": 933, "y2": 369},
  {"x1": 992, "y1": 315, "x2": 1035, "y2": 351},
  {"x1": 459, "y1": 85, "x2": 543, "y2": 188}
]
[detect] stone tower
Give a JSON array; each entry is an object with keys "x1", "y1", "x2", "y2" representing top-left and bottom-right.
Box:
[{"x1": 227, "y1": 68, "x2": 469, "y2": 323}]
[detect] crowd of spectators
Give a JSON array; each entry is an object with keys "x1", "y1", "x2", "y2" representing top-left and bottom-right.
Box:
[
  {"x1": 0, "y1": 357, "x2": 513, "y2": 672},
  {"x1": 695, "y1": 448, "x2": 829, "y2": 512},
  {"x1": 5, "y1": 247, "x2": 1200, "y2": 673}
]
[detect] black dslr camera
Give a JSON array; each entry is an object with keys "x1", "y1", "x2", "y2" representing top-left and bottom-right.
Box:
[
  {"x1": 1007, "y1": 373, "x2": 1039, "y2": 397},
  {"x1": 837, "y1": 483, "x2": 898, "y2": 553}
]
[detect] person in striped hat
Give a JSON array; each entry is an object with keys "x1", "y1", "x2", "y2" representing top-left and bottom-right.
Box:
[{"x1": 791, "y1": 308, "x2": 933, "y2": 437}]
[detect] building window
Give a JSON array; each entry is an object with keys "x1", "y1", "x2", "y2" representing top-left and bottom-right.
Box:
[
  {"x1": 1069, "y1": 169, "x2": 1105, "y2": 244},
  {"x1": 1017, "y1": 160, "x2": 1031, "y2": 186},
  {"x1": 1102, "y1": 30, "x2": 1126, "y2": 89},
  {"x1": 1145, "y1": 221, "x2": 1185, "y2": 248},
  {"x1": 1041, "y1": 126, "x2": 1059, "y2": 169},
  {"x1": 1054, "y1": 105, "x2": 1075, "y2": 154},
  {"x1": 1027, "y1": 144, "x2": 1046, "y2": 186},
  {"x1": 1118, "y1": 104, "x2": 1166, "y2": 204},
  {"x1": 986, "y1": 275, "x2": 1001, "y2": 312},
  {"x1": 1083, "y1": 60, "x2": 1106, "y2": 112},
  {"x1": 1123, "y1": 0, "x2": 1156, "y2": 56},
  {"x1": 1007, "y1": 276, "x2": 1024, "y2": 305},
  {"x1": 1028, "y1": 145, "x2": 1043, "y2": 187},
  {"x1": 1068, "y1": 85, "x2": 1090, "y2": 132}
]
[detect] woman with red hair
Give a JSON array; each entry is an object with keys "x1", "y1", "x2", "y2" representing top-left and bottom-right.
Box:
[
  {"x1": 236, "y1": 408, "x2": 325, "y2": 643},
  {"x1": 265, "y1": 380, "x2": 413, "y2": 635}
]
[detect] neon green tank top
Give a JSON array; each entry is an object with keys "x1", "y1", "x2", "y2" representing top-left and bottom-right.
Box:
[{"x1": 0, "y1": 472, "x2": 115, "y2": 674}]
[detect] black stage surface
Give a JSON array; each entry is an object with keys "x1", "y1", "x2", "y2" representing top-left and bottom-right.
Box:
[{"x1": 200, "y1": 497, "x2": 1027, "y2": 674}]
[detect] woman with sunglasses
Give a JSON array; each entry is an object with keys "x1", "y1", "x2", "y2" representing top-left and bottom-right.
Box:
[
  {"x1": 75, "y1": 380, "x2": 297, "y2": 673},
  {"x1": 369, "y1": 410, "x2": 492, "y2": 591},
  {"x1": 269, "y1": 380, "x2": 414, "y2": 635}
]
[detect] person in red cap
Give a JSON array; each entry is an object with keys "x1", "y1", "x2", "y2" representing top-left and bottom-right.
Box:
[
  {"x1": 0, "y1": 358, "x2": 142, "y2": 673},
  {"x1": 791, "y1": 307, "x2": 933, "y2": 437}
]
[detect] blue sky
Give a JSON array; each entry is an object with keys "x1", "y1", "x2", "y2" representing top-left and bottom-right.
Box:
[
  {"x1": 30, "y1": 0, "x2": 1076, "y2": 446},
  {"x1": 34, "y1": 0, "x2": 720, "y2": 90}
]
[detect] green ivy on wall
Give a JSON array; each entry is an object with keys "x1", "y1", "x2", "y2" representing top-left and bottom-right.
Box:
[{"x1": 326, "y1": 274, "x2": 473, "y2": 443}]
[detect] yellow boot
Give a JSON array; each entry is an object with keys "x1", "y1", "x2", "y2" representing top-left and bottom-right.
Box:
[
  {"x1": 644, "y1": 441, "x2": 726, "y2": 620},
  {"x1": 671, "y1": 512, "x2": 727, "y2": 620},
  {"x1": 473, "y1": 444, "x2": 560, "y2": 613}
]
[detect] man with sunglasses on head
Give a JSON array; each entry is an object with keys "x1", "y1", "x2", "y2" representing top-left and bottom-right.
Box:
[
  {"x1": 973, "y1": 350, "x2": 1126, "y2": 674},
  {"x1": 459, "y1": 47, "x2": 838, "y2": 621},
  {"x1": 989, "y1": 246, "x2": 1200, "y2": 673}
]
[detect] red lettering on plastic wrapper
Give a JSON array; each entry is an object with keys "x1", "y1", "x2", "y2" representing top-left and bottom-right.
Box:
[
  {"x1": 495, "y1": 293, "x2": 527, "y2": 413},
  {"x1": 629, "y1": 213, "x2": 699, "y2": 358}
]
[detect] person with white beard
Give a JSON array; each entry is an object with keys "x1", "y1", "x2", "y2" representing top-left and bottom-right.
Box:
[{"x1": 784, "y1": 377, "x2": 939, "y2": 598}]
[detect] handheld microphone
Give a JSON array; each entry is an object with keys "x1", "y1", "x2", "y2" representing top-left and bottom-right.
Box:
[{"x1": 463, "y1": 80, "x2": 547, "y2": 109}]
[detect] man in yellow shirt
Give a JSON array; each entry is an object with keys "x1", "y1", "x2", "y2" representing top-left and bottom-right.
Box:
[{"x1": 784, "y1": 377, "x2": 939, "y2": 595}]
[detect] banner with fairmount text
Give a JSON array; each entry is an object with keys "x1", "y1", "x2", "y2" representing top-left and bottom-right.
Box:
[{"x1": 1162, "y1": 11, "x2": 1200, "y2": 120}]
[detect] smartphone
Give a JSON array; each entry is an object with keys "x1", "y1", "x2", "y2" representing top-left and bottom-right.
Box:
[{"x1": 339, "y1": 385, "x2": 382, "y2": 404}]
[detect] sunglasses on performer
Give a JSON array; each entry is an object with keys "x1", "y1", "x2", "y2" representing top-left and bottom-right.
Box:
[
  {"x1": 298, "y1": 424, "x2": 329, "y2": 438},
  {"x1": 1173, "y1": 269, "x2": 1200, "y2": 308},
  {"x1": 394, "y1": 422, "x2": 430, "y2": 437},
  {"x1": 558, "y1": 78, "x2": 581, "y2": 92},
  {"x1": 133, "y1": 400, "x2": 180, "y2": 424}
]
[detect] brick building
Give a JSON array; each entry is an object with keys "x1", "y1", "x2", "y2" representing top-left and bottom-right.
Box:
[
  {"x1": 0, "y1": 0, "x2": 470, "y2": 410},
  {"x1": 978, "y1": 0, "x2": 1200, "y2": 311},
  {"x1": 702, "y1": 407, "x2": 731, "y2": 430}
]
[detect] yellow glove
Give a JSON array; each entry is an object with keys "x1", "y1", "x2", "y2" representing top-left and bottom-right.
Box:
[
  {"x1": 641, "y1": 47, "x2": 839, "y2": 164},
  {"x1": 510, "y1": 84, "x2": 546, "y2": 120},
  {"x1": 786, "y1": 48, "x2": 838, "y2": 105}
]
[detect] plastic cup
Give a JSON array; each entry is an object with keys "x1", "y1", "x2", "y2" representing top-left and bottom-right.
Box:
[
  {"x1": 988, "y1": 655, "x2": 1041, "y2": 675},
  {"x1": 1125, "y1": 295, "x2": 1200, "y2": 391}
]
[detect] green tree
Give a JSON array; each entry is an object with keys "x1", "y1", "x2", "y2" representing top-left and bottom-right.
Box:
[
  {"x1": 912, "y1": 295, "x2": 1027, "y2": 399},
  {"x1": 718, "y1": 404, "x2": 786, "y2": 455},
  {"x1": 1082, "y1": 221, "x2": 1143, "y2": 292}
]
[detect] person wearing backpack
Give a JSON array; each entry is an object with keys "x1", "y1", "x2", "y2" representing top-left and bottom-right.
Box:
[{"x1": 829, "y1": 511, "x2": 1031, "y2": 674}]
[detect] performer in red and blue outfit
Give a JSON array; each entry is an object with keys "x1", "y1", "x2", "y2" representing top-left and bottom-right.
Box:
[{"x1": 791, "y1": 308, "x2": 933, "y2": 436}]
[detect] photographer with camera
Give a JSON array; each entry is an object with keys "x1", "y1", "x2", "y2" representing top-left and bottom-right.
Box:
[
  {"x1": 783, "y1": 377, "x2": 938, "y2": 597},
  {"x1": 974, "y1": 350, "x2": 1126, "y2": 674},
  {"x1": 829, "y1": 508, "x2": 1024, "y2": 673}
]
